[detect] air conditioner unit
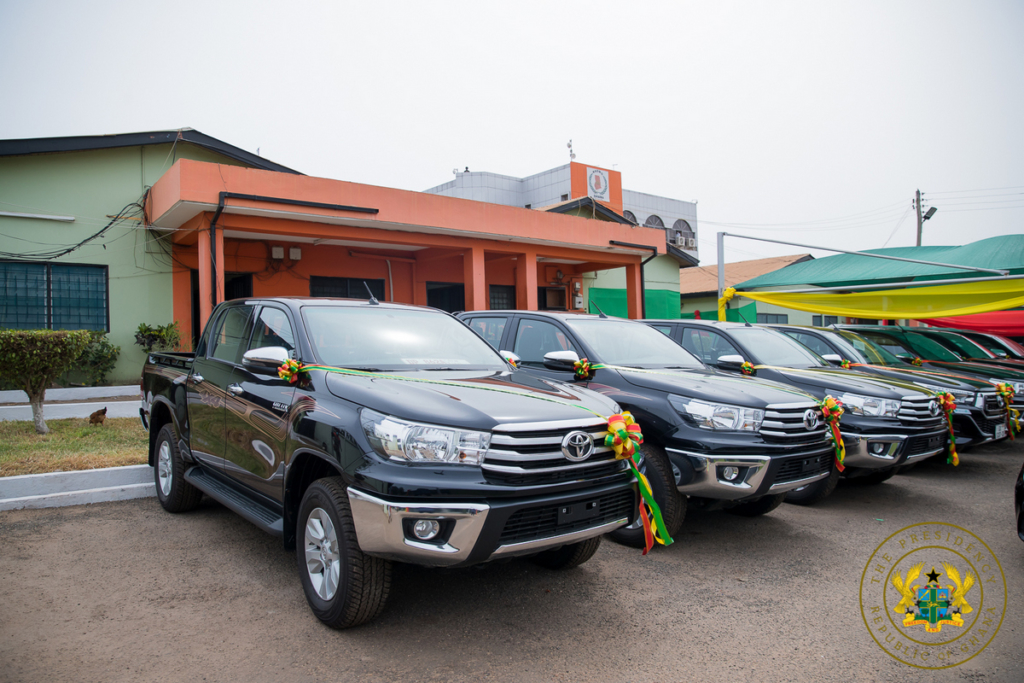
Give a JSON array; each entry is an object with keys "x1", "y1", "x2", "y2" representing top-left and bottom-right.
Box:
[
  {"x1": 670, "y1": 234, "x2": 685, "y2": 247},
  {"x1": 686, "y1": 237, "x2": 697, "y2": 249}
]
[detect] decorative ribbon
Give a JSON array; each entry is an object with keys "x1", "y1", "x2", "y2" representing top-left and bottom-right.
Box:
[
  {"x1": 936, "y1": 392, "x2": 959, "y2": 466},
  {"x1": 820, "y1": 395, "x2": 846, "y2": 472},
  {"x1": 840, "y1": 359, "x2": 851, "y2": 370},
  {"x1": 717, "y1": 287, "x2": 737, "y2": 321},
  {"x1": 911, "y1": 357, "x2": 924, "y2": 367},
  {"x1": 574, "y1": 357, "x2": 594, "y2": 381},
  {"x1": 277, "y1": 362, "x2": 674, "y2": 554},
  {"x1": 502, "y1": 353, "x2": 519, "y2": 368},
  {"x1": 995, "y1": 383, "x2": 1021, "y2": 440},
  {"x1": 740, "y1": 361, "x2": 755, "y2": 376},
  {"x1": 605, "y1": 412, "x2": 672, "y2": 554}
]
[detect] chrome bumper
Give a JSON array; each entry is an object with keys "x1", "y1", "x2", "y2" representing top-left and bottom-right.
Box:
[
  {"x1": 666, "y1": 449, "x2": 830, "y2": 499},
  {"x1": 347, "y1": 488, "x2": 626, "y2": 567},
  {"x1": 841, "y1": 430, "x2": 947, "y2": 467}
]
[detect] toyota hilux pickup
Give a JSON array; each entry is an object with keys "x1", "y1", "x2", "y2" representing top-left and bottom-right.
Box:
[
  {"x1": 769, "y1": 324, "x2": 1009, "y2": 449},
  {"x1": 141, "y1": 298, "x2": 637, "y2": 628},
  {"x1": 458, "y1": 310, "x2": 836, "y2": 546},
  {"x1": 641, "y1": 320, "x2": 949, "y2": 504}
]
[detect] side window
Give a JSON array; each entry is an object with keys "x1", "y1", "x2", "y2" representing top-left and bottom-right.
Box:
[
  {"x1": 468, "y1": 317, "x2": 508, "y2": 350},
  {"x1": 513, "y1": 319, "x2": 576, "y2": 368},
  {"x1": 860, "y1": 332, "x2": 909, "y2": 356},
  {"x1": 249, "y1": 307, "x2": 296, "y2": 357},
  {"x1": 787, "y1": 331, "x2": 832, "y2": 357},
  {"x1": 209, "y1": 306, "x2": 254, "y2": 363},
  {"x1": 679, "y1": 328, "x2": 740, "y2": 364},
  {"x1": 651, "y1": 325, "x2": 673, "y2": 336}
]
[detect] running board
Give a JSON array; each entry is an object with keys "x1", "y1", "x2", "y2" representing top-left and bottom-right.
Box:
[{"x1": 184, "y1": 467, "x2": 283, "y2": 536}]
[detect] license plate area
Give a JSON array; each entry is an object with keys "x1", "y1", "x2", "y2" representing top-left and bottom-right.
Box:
[
  {"x1": 927, "y1": 435, "x2": 943, "y2": 449},
  {"x1": 995, "y1": 423, "x2": 1007, "y2": 439},
  {"x1": 558, "y1": 500, "x2": 600, "y2": 525}
]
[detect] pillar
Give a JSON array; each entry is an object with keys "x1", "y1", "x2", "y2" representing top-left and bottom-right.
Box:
[
  {"x1": 463, "y1": 246, "x2": 487, "y2": 311},
  {"x1": 515, "y1": 250, "x2": 538, "y2": 310},
  {"x1": 624, "y1": 261, "x2": 643, "y2": 319},
  {"x1": 196, "y1": 223, "x2": 225, "y2": 332}
]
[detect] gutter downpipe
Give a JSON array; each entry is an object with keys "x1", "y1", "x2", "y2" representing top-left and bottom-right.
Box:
[{"x1": 609, "y1": 241, "x2": 658, "y2": 319}]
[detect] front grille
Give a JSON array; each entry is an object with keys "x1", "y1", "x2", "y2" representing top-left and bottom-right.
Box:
[
  {"x1": 978, "y1": 416, "x2": 1005, "y2": 436},
  {"x1": 982, "y1": 392, "x2": 1003, "y2": 418},
  {"x1": 905, "y1": 432, "x2": 946, "y2": 456},
  {"x1": 483, "y1": 419, "x2": 628, "y2": 486},
  {"x1": 759, "y1": 402, "x2": 827, "y2": 445},
  {"x1": 899, "y1": 397, "x2": 943, "y2": 429},
  {"x1": 498, "y1": 488, "x2": 635, "y2": 545},
  {"x1": 774, "y1": 450, "x2": 833, "y2": 483}
]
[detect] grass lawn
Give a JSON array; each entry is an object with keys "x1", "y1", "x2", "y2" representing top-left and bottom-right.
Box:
[{"x1": 0, "y1": 418, "x2": 148, "y2": 477}]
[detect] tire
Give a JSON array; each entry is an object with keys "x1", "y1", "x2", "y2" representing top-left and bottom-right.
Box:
[
  {"x1": 726, "y1": 493, "x2": 786, "y2": 517},
  {"x1": 607, "y1": 442, "x2": 685, "y2": 548},
  {"x1": 530, "y1": 537, "x2": 602, "y2": 570},
  {"x1": 785, "y1": 459, "x2": 840, "y2": 506},
  {"x1": 296, "y1": 478, "x2": 392, "y2": 629},
  {"x1": 154, "y1": 424, "x2": 203, "y2": 513},
  {"x1": 849, "y1": 468, "x2": 897, "y2": 486}
]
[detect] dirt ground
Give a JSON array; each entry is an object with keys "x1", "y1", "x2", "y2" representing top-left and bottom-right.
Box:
[{"x1": 2, "y1": 442, "x2": 1022, "y2": 683}]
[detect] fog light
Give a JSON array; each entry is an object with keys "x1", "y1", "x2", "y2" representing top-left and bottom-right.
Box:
[
  {"x1": 870, "y1": 442, "x2": 887, "y2": 455},
  {"x1": 722, "y1": 466, "x2": 740, "y2": 481},
  {"x1": 412, "y1": 519, "x2": 441, "y2": 540}
]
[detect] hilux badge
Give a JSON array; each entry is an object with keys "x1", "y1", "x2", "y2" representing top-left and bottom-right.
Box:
[{"x1": 561, "y1": 431, "x2": 594, "y2": 462}]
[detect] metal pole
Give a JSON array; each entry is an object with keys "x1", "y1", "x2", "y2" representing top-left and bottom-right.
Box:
[
  {"x1": 915, "y1": 189, "x2": 923, "y2": 247},
  {"x1": 718, "y1": 232, "x2": 1008, "y2": 275},
  {"x1": 717, "y1": 231, "x2": 725, "y2": 301}
]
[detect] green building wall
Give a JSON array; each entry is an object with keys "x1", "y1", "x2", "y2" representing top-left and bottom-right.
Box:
[
  {"x1": 0, "y1": 143, "x2": 249, "y2": 383},
  {"x1": 582, "y1": 253, "x2": 682, "y2": 319}
]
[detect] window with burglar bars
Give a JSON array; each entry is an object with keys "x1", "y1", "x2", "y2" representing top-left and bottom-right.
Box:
[
  {"x1": 0, "y1": 262, "x2": 108, "y2": 331},
  {"x1": 309, "y1": 276, "x2": 385, "y2": 301},
  {"x1": 812, "y1": 315, "x2": 839, "y2": 327},
  {"x1": 756, "y1": 313, "x2": 789, "y2": 324}
]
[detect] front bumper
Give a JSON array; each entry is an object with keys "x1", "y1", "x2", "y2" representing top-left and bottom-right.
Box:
[
  {"x1": 666, "y1": 446, "x2": 834, "y2": 500},
  {"x1": 347, "y1": 480, "x2": 633, "y2": 567},
  {"x1": 841, "y1": 429, "x2": 947, "y2": 466}
]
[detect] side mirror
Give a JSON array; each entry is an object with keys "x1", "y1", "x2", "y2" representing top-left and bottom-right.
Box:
[
  {"x1": 821, "y1": 353, "x2": 844, "y2": 365},
  {"x1": 993, "y1": 350, "x2": 1009, "y2": 358},
  {"x1": 543, "y1": 350, "x2": 580, "y2": 371},
  {"x1": 242, "y1": 346, "x2": 290, "y2": 374},
  {"x1": 716, "y1": 354, "x2": 745, "y2": 370},
  {"x1": 896, "y1": 353, "x2": 917, "y2": 363},
  {"x1": 499, "y1": 350, "x2": 521, "y2": 368}
]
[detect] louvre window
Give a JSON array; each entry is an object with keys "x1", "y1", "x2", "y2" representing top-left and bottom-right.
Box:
[
  {"x1": 756, "y1": 313, "x2": 789, "y2": 324},
  {"x1": 0, "y1": 261, "x2": 108, "y2": 331},
  {"x1": 812, "y1": 315, "x2": 839, "y2": 327}
]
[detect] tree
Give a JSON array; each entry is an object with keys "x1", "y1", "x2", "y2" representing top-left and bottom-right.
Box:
[{"x1": 0, "y1": 330, "x2": 91, "y2": 434}]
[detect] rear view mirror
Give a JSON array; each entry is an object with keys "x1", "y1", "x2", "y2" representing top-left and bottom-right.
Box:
[
  {"x1": 716, "y1": 354, "x2": 745, "y2": 369},
  {"x1": 243, "y1": 346, "x2": 290, "y2": 374},
  {"x1": 822, "y1": 353, "x2": 844, "y2": 365},
  {"x1": 543, "y1": 350, "x2": 580, "y2": 371}
]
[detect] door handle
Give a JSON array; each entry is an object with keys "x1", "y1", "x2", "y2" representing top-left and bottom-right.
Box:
[
  {"x1": 227, "y1": 383, "x2": 244, "y2": 396},
  {"x1": 191, "y1": 374, "x2": 204, "y2": 384}
]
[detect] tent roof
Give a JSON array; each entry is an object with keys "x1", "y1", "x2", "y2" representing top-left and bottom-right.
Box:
[{"x1": 735, "y1": 235, "x2": 1024, "y2": 290}]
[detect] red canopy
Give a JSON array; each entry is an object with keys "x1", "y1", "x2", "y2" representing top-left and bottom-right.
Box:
[{"x1": 921, "y1": 310, "x2": 1024, "y2": 336}]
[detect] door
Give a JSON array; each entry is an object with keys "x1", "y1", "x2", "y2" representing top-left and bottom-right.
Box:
[
  {"x1": 222, "y1": 305, "x2": 299, "y2": 502},
  {"x1": 678, "y1": 326, "x2": 742, "y2": 367},
  {"x1": 510, "y1": 316, "x2": 579, "y2": 382},
  {"x1": 465, "y1": 315, "x2": 510, "y2": 351},
  {"x1": 186, "y1": 305, "x2": 255, "y2": 470}
]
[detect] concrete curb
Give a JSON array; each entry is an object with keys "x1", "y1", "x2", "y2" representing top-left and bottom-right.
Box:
[{"x1": 0, "y1": 465, "x2": 155, "y2": 511}]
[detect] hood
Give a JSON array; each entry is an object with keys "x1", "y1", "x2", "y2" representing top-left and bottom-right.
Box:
[
  {"x1": 766, "y1": 367, "x2": 931, "y2": 400},
  {"x1": 618, "y1": 368, "x2": 817, "y2": 407},
  {"x1": 858, "y1": 366, "x2": 990, "y2": 392},
  {"x1": 928, "y1": 360, "x2": 1024, "y2": 382},
  {"x1": 325, "y1": 369, "x2": 616, "y2": 429}
]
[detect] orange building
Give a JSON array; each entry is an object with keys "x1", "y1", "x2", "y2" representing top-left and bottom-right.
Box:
[{"x1": 146, "y1": 159, "x2": 671, "y2": 346}]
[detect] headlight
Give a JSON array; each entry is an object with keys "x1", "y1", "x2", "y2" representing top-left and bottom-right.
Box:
[
  {"x1": 915, "y1": 382, "x2": 975, "y2": 403},
  {"x1": 669, "y1": 395, "x2": 764, "y2": 431},
  {"x1": 840, "y1": 392, "x2": 901, "y2": 417},
  {"x1": 359, "y1": 409, "x2": 491, "y2": 464}
]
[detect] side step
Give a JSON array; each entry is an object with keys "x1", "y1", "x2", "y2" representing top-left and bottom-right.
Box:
[{"x1": 184, "y1": 467, "x2": 283, "y2": 536}]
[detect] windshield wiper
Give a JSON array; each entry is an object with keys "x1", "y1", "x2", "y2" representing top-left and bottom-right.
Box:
[{"x1": 339, "y1": 366, "x2": 384, "y2": 372}]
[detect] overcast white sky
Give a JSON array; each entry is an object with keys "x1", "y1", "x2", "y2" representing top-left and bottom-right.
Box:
[{"x1": 2, "y1": 0, "x2": 1021, "y2": 263}]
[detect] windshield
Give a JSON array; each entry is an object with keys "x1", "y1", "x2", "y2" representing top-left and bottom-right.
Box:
[
  {"x1": 730, "y1": 327, "x2": 828, "y2": 368},
  {"x1": 567, "y1": 320, "x2": 704, "y2": 368},
  {"x1": 834, "y1": 330, "x2": 902, "y2": 365},
  {"x1": 932, "y1": 332, "x2": 996, "y2": 359},
  {"x1": 301, "y1": 306, "x2": 506, "y2": 371},
  {"x1": 968, "y1": 332, "x2": 1024, "y2": 358},
  {"x1": 902, "y1": 332, "x2": 963, "y2": 361}
]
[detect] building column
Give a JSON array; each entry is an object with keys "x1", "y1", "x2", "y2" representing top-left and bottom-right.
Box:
[
  {"x1": 624, "y1": 261, "x2": 643, "y2": 319},
  {"x1": 463, "y1": 245, "x2": 487, "y2": 311},
  {"x1": 515, "y1": 250, "x2": 538, "y2": 310},
  {"x1": 196, "y1": 222, "x2": 225, "y2": 332}
]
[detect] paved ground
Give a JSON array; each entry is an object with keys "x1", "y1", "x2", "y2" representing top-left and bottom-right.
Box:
[
  {"x1": 2, "y1": 442, "x2": 1022, "y2": 683},
  {"x1": 0, "y1": 385, "x2": 141, "y2": 422}
]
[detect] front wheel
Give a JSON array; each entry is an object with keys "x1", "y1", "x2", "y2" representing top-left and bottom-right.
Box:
[
  {"x1": 607, "y1": 443, "x2": 685, "y2": 548},
  {"x1": 785, "y1": 459, "x2": 840, "y2": 506},
  {"x1": 296, "y1": 478, "x2": 392, "y2": 629},
  {"x1": 530, "y1": 537, "x2": 601, "y2": 569},
  {"x1": 726, "y1": 493, "x2": 786, "y2": 517}
]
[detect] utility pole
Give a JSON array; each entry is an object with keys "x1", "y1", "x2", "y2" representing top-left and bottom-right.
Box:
[{"x1": 915, "y1": 189, "x2": 923, "y2": 246}]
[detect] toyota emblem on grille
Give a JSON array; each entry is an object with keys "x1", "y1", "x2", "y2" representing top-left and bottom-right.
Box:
[
  {"x1": 928, "y1": 400, "x2": 940, "y2": 417},
  {"x1": 803, "y1": 409, "x2": 819, "y2": 430},
  {"x1": 561, "y1": 431, "x2": 595, "y2": 462}
]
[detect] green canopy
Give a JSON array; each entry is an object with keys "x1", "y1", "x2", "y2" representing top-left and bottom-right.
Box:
[{"x1": 735, "y1": 235, "x2": 1024, "y2": 290}]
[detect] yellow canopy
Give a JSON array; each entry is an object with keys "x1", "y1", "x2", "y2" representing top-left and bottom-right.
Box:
[{"x1": 718, "y1": 278, "x2": 1024, "y2": 321}]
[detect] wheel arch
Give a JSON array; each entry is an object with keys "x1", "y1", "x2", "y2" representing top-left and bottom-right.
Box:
[
  {"x1": 283, "y1": 450, "x2": 347, "y2": 550},
  {"x1": 148, "y1": 399, "x2": 176, "y2": 467}
]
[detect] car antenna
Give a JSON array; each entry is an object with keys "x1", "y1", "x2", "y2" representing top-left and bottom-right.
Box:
[
  {"x1": 736, "y1": 309, "x2": 752, "y2": 326},
  {"x1": 591, "y1": 302, "x2": 609, "y2": 319},
  {"x1": 363, "y1": 281, "x2": 379, "y2": 305}
]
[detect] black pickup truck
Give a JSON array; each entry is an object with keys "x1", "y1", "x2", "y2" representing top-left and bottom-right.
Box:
[
  {"x1": 457, "y1": 310, "x2": 836, "y2": 541},
  {"x1": 640, "y1": 320, "x2": 949, "y2": 503},
  {"x1": 141, "y1": 298, "x2": 637, "y2": 628}
]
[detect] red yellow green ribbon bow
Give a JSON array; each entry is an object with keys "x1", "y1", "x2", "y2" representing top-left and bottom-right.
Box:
[
  {"x1": 740, "y1": 361, "x2": 755, "y2": 376},
  {"x1": 820, "y1": 395, "x2": 846, "y2": 471},
  {"x1": 605, "y1": 412, "x2": 673, "y2": 555},
  {"x1": 911, "y1": 357, "x2": 924, "y2": 367},
  {"x1": 936, "y1": 392, "x2": 959, "y2": 466},
  {"x1": 278, "y1": 358, "x2": 303, "y2": 384},
  {"x1": 573, "y1": 357, "x2": 594, "y2": 381},
  {"x1": 840, "y1": 359, "x2": 851, "y2": 370},
  {"x1": 995, "y1": 383, "x2": 1020, "y2": 440}
]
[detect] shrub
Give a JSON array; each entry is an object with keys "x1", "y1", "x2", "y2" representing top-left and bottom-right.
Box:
[
  {"x1": 0, "y1": 330, "x2": 91, "y2": 434},
  {"x1": 60, "y1": 331, "x2": 121, "y2": 387},
  {"x1": 134, "y1": 321, "x2": 181, "y2": 353}
]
